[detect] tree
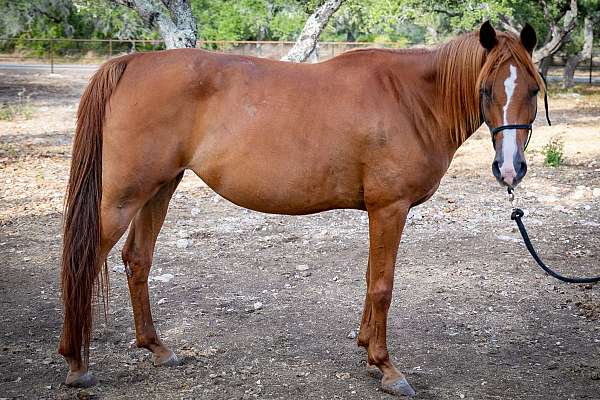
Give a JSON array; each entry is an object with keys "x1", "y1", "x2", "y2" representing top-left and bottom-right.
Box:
[
  {"x1": 562, "y1": 15, "x2": 593, "y2": 87},
  {"x1": 532, "y1": 0, "x2": 578, "y2": 64},
  {"x1": 562, "y1": 0, "x2": 599, "y2": 87},
  {"x1": 280, "y1": 0, "x2": 343, "y2": 62},
  {"x1": 110, "y1": 0, "x2": 197, "y2": 48}
]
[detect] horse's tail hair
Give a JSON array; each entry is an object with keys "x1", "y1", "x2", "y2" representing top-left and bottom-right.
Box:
[{"x1": 59, "y1": 56, "x2": 129, "y2": 365}]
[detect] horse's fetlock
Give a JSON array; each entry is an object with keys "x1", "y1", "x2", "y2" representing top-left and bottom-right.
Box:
[{"x1": 368, "y1": 348, "x2": 390, "y2": 365}]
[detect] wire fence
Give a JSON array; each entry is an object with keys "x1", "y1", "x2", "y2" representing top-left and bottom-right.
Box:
[
  {"x1": 0, "y1": 37, "x2": 403, "y2": 68},
  {"x1": 0, "y1": 37, "x2": 598, "y2": 83}
]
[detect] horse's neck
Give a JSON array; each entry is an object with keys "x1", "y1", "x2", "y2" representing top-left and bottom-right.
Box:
[{"x1": 392, "y1": 50, "x2": 482, "y2": 154}]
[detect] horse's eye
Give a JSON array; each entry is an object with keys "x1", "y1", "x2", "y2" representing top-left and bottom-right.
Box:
[
  {"x1": 531, "y1": 88, "x2": 540, "y2": 96},
  {"x1": 480, "y1": 88, "x2": 491, "y2": 98}
]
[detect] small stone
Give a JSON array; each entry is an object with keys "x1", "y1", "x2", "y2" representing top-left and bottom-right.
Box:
[
  {"x1": 253, "y1": 301, "x2": 263, "y2": 311},
  {"x1": 296, "y1": 265, "x2": 310, "y2": 271},
  {"x1": 347, "y1": 330, "x2": 357, "y2": 339},
  {"x1": 77, "y1": 391, "x2": 92, "y2": 400},
  {"x1": 151, "y1": 273, "x2": 174, "y2": 283},
  {"x1": 335, "y1": 372, "x2": 351, "y2": 380},
  {"x1": 112, "y1": 264, "x2": 125, "y2": 274},
  {"x1": 176, "y1": 238, "x2": 189, "y2": 249},
  {"x1": 593, "y1": 188, "x2": 600, "y2": 198},
  {"x1": 157, "y1": 298, "x2": 167, "y2": 305}
]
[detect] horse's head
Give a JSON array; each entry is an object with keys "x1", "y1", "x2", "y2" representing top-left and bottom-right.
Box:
[{"x1": 478, "y1": 22, "x2": 544, "y2": 189}]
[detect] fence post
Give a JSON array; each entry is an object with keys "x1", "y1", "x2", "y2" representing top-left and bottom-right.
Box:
[
  {"x1": 109, "y1": 38, "x2": 113, "y2": 59},
  {"x1": 590, "y1": 53, "x2": 593, "y2": 85},
  {"x1": 50, "y1": 38, "x2": 54, "y2": 74}
]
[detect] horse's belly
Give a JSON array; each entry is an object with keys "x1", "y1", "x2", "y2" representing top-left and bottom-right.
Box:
[{"x1": 189, "y1": 154, "x2": 365, "y2": 215}]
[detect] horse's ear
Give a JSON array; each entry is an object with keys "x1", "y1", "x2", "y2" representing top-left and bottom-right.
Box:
[
  {"x1": 479, "y1": 21, "x2": 497, "y2": 51},
  {"x1": 520, "y1": 23, "x2": 537, "y2": 54}
]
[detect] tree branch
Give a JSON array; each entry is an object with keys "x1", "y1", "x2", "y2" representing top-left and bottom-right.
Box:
[
  {"x1": 109, "y1": 0, "x2": 197, "y2": 49},
  {"x1": 533, "y1": 0, "x2": 578, "y2": 63},
  {"x1": 281, "y1": 0, "x2": 344, "y2": 63},
  {"x1": 498, "y1": 15, "x2": 520, "y2": 35}
]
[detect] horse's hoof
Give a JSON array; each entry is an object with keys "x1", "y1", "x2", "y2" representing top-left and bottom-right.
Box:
[
  {"x1": 381, "y1": 377, "x2": 416, "y2": 397},
  {"x1": 65, "y1": 371, "x2": 97, "y2": 388},
  {"x1": 153, "y1": 351, "x2": 180, "y2": 367}
]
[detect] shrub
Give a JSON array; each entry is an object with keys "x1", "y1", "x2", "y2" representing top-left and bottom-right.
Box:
[{"x1": 542, "y1": 137, "x2": 564, "y2": 167}]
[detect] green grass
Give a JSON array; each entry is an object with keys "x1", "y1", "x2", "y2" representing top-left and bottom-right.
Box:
[
  {"x1": 0, "y1": 89, "x2": 34, "y2": 121},
  {"x1": 547, "y1": 84, "x2": 600, "y2": 104},
  {"x1": 542, "y1": 137, "x2": 565, "y2": 167}
]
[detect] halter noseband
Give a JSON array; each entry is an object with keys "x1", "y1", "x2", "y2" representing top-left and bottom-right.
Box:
[{"x1": 483, "y1": 72, "x2": 551, "y2": 151}]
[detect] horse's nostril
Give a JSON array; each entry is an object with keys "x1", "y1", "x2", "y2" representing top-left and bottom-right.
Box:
[
  {"x1": 492, "y1": 160, "x2": 501, "y2": 178},
  {"x1": 516, "y1": 161, "x2": 527, "y2": 180}
]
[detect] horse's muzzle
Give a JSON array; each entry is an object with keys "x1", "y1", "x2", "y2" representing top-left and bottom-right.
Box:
[{"x1": 492, "y1": 159, "x2": 527, "y2": 188}]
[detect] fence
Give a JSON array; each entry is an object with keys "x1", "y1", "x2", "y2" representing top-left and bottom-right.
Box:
[
  {"x1": 0, "y1": 38, "x2": 598, "y2": 83},
  {"x1": 0, "y1": 38, "x2": 404, "y2": 70}
]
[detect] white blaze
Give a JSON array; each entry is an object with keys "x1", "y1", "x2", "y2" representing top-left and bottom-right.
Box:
[{"x1": 500, "y1": 65, "x2": 518, "y2": 183}]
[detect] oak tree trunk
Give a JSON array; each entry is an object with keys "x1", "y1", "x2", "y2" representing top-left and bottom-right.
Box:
[
  {"x1": 281, "y1": 0, "x2": 343, "y2": 63},
  {"x1": 563, "y1": 16, "x2": 594, "y2": 88},
  {"x1": 112, "y1": 0, "x2": 197, "y2": 49},
  {"x1": 533, "y1": 0, "x2": 578, "y2": 64}
]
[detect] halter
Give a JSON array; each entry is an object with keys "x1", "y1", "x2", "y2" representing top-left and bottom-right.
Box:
[{"x1": 483, "y1": 72, "x2": 551, "y2": 151}]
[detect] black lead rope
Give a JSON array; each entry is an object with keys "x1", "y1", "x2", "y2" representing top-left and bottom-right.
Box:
[
  {"x1": 502, "y1": 76, "x2": 598, "y2": 284},
  {"x1": 510, "y1": 203, "x2": 600, "y2": 284}
]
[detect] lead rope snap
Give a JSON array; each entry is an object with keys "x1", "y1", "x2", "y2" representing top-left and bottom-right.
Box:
[{"x1": 507, "y1": 187, "x2": 515, "y2": 209}]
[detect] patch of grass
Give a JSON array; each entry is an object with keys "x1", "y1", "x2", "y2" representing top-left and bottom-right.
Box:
[
  {"x1": 542, "y1": 137, "x2": 565, "y2": 167},
  {"x1": 0, "y1": 88, "x2": 34, "y2": 121},
  {"x1": 547, "y1": 84, "x2": 600, "y2": 105}
]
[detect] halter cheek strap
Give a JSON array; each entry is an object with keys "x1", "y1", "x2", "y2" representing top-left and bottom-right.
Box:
[{"x1": 483, "y1": 71, "x2": 552, "y2": 151}]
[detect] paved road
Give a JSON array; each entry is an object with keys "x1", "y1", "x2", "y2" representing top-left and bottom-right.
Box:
[
  {"x1": 1, "y1": 62, "x2": 598, "y2": 83},
  {"x1": 0, "y1": 63, "x2": 99, "y2": 75}
]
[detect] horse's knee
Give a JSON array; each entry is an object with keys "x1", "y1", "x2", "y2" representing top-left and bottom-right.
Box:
[{"x1": 368, "y1": 286, "x2": 392, "y2": 306}]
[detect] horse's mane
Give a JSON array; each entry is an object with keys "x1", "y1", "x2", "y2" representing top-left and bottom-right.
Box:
[{"x1": 435, "y1": 31, "x2": 545, "y2": 145}]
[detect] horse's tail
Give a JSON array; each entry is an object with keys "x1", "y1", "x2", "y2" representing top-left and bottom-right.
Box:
[{"x1": 59, "y1": 56, "x2": 129, "y2": 365}]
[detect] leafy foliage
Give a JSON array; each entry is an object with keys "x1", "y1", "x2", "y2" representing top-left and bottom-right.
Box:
[
  {"x1": 0, "y1": 0, "x2": 593, "y2": 52},
  {"x1": 542, "y1": 137, "x2": 565, "y2": 167}
]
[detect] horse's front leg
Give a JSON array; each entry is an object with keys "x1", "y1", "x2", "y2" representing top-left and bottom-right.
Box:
[{"x1": 365, "y1": 201, "x2": 416, "y2": 397}]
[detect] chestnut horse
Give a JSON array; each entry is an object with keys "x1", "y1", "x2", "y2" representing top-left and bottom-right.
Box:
[{"x1": 59, "y1": 22, "x2": 545, "y2": 395}]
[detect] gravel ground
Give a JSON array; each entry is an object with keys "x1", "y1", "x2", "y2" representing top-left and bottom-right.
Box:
[{"x1": 0, "y1": 70, "x2": 599, "y2": 400}]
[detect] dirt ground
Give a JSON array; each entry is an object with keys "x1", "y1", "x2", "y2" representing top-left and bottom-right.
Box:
[{"x1": 0, "y1": 68, "x2": 599, "y2": 400}]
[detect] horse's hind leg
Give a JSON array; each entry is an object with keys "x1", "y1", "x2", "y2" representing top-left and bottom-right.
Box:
[
  {"x1": 64, "y1": 190, "x2": 151, "y2": 387},
  {"x1": 121, "y1": 173, "x2": 183, "y2": 366}
]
